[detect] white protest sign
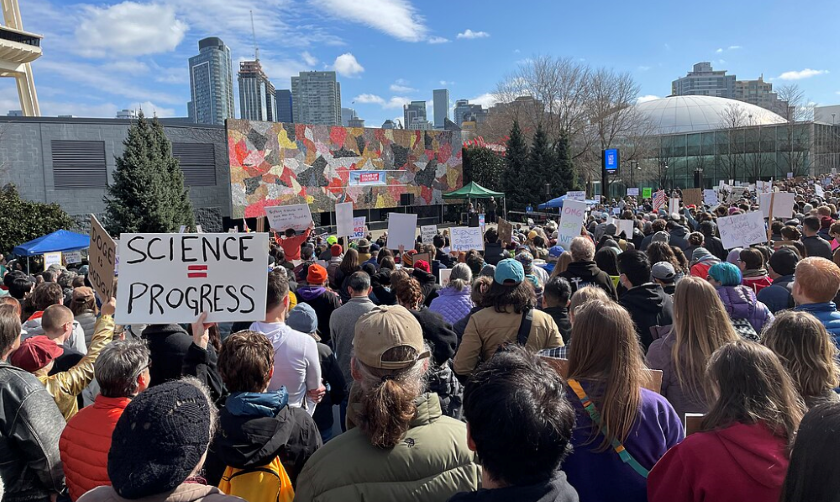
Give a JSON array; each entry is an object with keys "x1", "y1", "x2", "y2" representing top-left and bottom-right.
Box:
[
  {"x1": 669, "y1": 198, "x2": 680, "y2": 215},
  {"x1": 386, "y1": 213, "x2": 418, "y2": 250},
  {"x1": 759, "y1": 192, "x2": 795, "y2": 220},
  {"x1": 616, "y1": 220, "x2": 634, "y2": 238},
  {"x1": 179, "y1": 225, "x2": 186, "y2": 233},
  {"x1": 352, "y1": 217, "x2": 366, "y2": 239},
  {"x1": 44, "y1": 252, "x2": 62, "y2": 269},
  {"x1": 703, "y1": 189, "x2": 719, "y2": 206},
  {"x1": 556, "y1": 199, "x2": 587, "y2": 247},
  {"x1": 567, "y1": 191, "x2": 586, "y2": 202},
  {"x1": 787, "y1": 172, "x2": 794, "y2": 179},
  {"x1": 756, "y1": 180, "x2": 773, "y2": 194},
  {"x1": 335, "y1": 202, "x2": 354, "y2": 238},
  {"x1": 439, "y1": 268, "x2": 452, "y2": 287},
  {"x1": 718, "y1": 211, "x2": 767, "y2": 249},
  {"x1": 265, "y1": 204, "x2": 313, "y2": 232},
  {"x1": 115, "y1": 233, "x2": 269, "y2": 324},
  {"x1": 450, "y1": 227, "x2": 484, "y2": 252},
  {"x1": 816, "y1": 185, "x2": 825, "y2": 197},
  {"x1": 421, "y1": 225, "x2": 438, "y2": 243},
  {"x1": 627, "y1": 188, "x2": 639, "y2": 196},
  {"x1": 64, "y1": 251, "x2": 82, "y2": 264},
  {"x1": 195, "y1": 225, "x2": 203, "y2": 234}
]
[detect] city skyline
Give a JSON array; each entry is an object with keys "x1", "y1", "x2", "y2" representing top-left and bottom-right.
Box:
[{"x1": 3, "y1": 0, "x2": 839, "y2": 126}]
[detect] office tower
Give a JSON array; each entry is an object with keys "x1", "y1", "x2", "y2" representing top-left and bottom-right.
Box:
[
  {"x1": 672, "y1": 62, "x2": 736, "y2": 98},
  {"x1": 238, "y1": 60, "x2": 276, "y2": 121},
  {"x1": 275, "y1": 89, "x2": 293, "y2": 123},
  {"x1": 404, "y1": 100, "x2": 429, "y2": 130},
  {"x1": 291, "y1": 71, "x2": 342, "y2": 125},
  {"x1": 453, "y1": 99, "x2": 489, "y2": 126},
  {"x1": 187, "y1": 37, "x2": 235, "y2": 125},
  {"x1": 341, "y1": 107, "x2": 355, "y2": 126},
  {"x1": 433, "y1": 89, "x2": 449, "y2": 128}
]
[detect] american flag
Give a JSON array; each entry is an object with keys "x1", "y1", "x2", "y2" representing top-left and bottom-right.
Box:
[{"x1": 653, "y1": 190, "x2": 667, "y2": 212}]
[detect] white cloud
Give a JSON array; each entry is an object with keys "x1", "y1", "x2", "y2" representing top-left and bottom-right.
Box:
[
  {"x1": 134, "y1": 101, "x2": 177, "y2": 118},
  {"x1": 439, "y1": 80, "x2": 454, "y2": 86},
  {"x1": 107, "y1": 61, "x2": 150, "y2": 75},
  {"x1": 638, "y1": 66, "x2": 651, "y2": 71},
  {"x1": 38, "y1": 60, "x2": 182, "y2": 105},
  {"x1": 470, "y1": 93, "x2": 498, "y2": 109},
  {"x1": 636, "y1": 95, "x2": 660, "y2": 104},
  {"x1": 311, "y1": 0, "x2": 428, "y2": 42},
  {"x1": 354, "y1": 94, "x2": 385, "y2": 104},
  {"x1": 778, "y1": 68, "x2": 829, "y2": 80},
  {"x1": 332, "y1": 53, "x2": 365, "y2": 77},
  {"x1": 729, "y1": 45, "x2": 742, "y2": 50},
  {"x1": 385, "y1": 96, "x2": 412, "y2": 109},
  {"x1": 427, "y1": 36, "x2": 449, "y2": 44},
  {"x1": 301, "y1": 51, "x2": 318, "y2": 66},
  {"x1": 154, "y1": 67, "x2": 189, "y2": 85},
  {"x1": 390, "y1": 83, "x2": 416, "y2": 93},
  {"x1": 75, "y1": 2, "x2": 188, "y2": 57},
  {"x1": 457, "y1": 29, "x2": 490, "y2": 39},
  {"x1": 718, "y1": 59, "x2": 726, "y2": 64},
  {"x1": 715, "y1": 48, "x2": 723, "y2": 53}
]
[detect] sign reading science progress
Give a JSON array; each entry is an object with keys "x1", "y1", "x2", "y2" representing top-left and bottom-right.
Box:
[{"x1": 115, "y1": 233, "x2": 269, "y2": 324}]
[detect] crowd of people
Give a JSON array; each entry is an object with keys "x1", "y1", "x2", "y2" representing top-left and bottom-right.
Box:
[{"x1": 3, "y1": 175, "x2": 840, "y2": 502}]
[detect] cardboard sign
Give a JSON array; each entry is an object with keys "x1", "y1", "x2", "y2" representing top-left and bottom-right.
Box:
[
  {"x1": 352, "y1": 217, "x2": 366, "y2": 240},
  {"x1": 556, "y1": 199, "x2": 587, "y2": 247},
  {"x1": 115, "y1": 233, "x2": 269, "y2": 324},
  {"x1": 421, "y1": 225, "x2": 438, "y2": 243},
  {"x1": 627, "y1": 188, "x2": 639, "y2": 196},
  {"x1": 64, "y1": 251, "x2": 82, "y2": 264},
  {"x1": 498, "y1": 218, "x2": 513, "y2": 244},
  {"x1": 669, "y1": 198, "x2": 680, "y2": 215},
  {"x1": 386, "y1": 213, "x2": 418, "y2": 250},
  {"x1": 718, "y1": 211, "x2": 767, "y2": 249},
  {"x1": 642, "y1": 188, "x2": 652, "y2": 199},
  {"x1": 759, "y1": 192, "x2": 796, "y2": 220},
  {"x1": 265, "y1": 204, "x2": 312, "y2": 232},
  {"x1": 567, "y1": 191, "x2": 586, "y2": 201},
  {"x1": 616, "y1": 220, "x2": 635, "y2": 238},
  {"x1": 703, "y1": 189, "x2": 719, "y2": 206},
  {"x1": 335, "y1": 202, "x2": 354, "y2": 238},
  {"x1": 413, "y1": 253, "x2": 430, "y2": 268},
  {"x1": 44, "y1": 252, "x2": 62, "y2": 269},
  {"x1": 682, "y1": 188, "x2": 702, "y2": 207},
  {"x1": 439, "y1": 268, "x2": 452, "y2": 287},
  {"x1": 450, "y1": 226, "x2": 484, "y2": 252}
]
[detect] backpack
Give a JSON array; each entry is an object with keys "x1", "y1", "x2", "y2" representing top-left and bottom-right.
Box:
[{"x1": 218, "y1": 457, "x2": 294, "y2": 502}]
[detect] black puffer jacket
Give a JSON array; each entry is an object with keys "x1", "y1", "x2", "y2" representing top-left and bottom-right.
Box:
[
  {"x1": 142, "y1": 324, "x2": 197, "y2": 387},
  {"x1": 0, "y1": 362, "x2": 66, "y2": 502},
  {"x1": 559, "y1": 261, "x2": 618, "y2": 300}
]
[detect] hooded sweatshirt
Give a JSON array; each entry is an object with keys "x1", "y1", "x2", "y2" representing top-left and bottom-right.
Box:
[
  {"x1": 295, "y1": 286, "x2": 341, "y2": 342},
  {"x1": 668, "y1": 225, "x2": 689, "y2": 251},
  {"x1": 204, "y1": 389, "x2": 322, "y2": 489},
  {"x1": 648, "y1": 422, "x2": 789, "y2": 502},
  {"x1": 619, "y1": 283, "x2": 674, "y2": 351},
  {"x1": 559, "y1": 261, "x2": 618, "y2": 300}
]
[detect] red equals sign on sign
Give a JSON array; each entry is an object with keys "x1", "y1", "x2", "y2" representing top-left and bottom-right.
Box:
[{"x1": 187, "y1": 265, "x2": 208, "y2": 279}]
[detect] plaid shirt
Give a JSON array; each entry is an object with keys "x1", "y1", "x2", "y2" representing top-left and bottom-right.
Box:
[{"x1": 539, "y1": 345, "x2": 568, "y2": 359}]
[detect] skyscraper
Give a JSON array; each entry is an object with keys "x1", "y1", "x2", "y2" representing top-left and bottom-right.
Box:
[
  {"x1": 433, "y1": 89, "x2": 449, "y2": 129},
  {"x1": 453, "y1": 99, "x2": 488, "y2": 126},
  {"x1": 238, "y1": 60, "x2": 276, "y2": 122},
  {"x1": 404, "y1": 101, "x2": 430, "y2": 130},
  {"x1": 341, "y1": 107, "x2": 356, "y2": 127},
  {"x1": 671, "y1": 62, "x2": 736, "y2": 98},
  {"x1": 291, "y1": 71, "x2": 341, "y2": 125},
  {"x1": 188, "y1": 37, "x2": 235, "y2": 125},
  {"x1": 276, "y1": 89, "x2": 293, "y2": 123}
]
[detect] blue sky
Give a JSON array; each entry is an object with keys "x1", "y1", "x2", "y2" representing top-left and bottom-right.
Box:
[{"x1": 4, "y1": 0, "x2": 839, "y2": 125}]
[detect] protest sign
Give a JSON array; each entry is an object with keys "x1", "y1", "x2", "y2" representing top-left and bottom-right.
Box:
[
  {"x1": 478, "y1": 214, "x2": 486, "y2": 233},
  {"x1": 682, "y1": 188, "x2": 702, "y2": 207},
  {"x1": 265, "y1": 204, "x2": 312, "y2": 232},
  {"x1": 556, "y1": 199, "x2": 587, "y2": 247},
  {"x1": 567, "y1": 191, "x2": 586, "y2": 201},
  {"x1": 756, "y1": 180, "x2": 773, "y2": 194},
  {"x1": 335, "y1": 202, "x2": 354, "y2": 238},
  {"x1": 669, "y1": 198, "x2": 680, "y2": 215},
  {"x1": 816, "y1": 184, "x2": 825, "y2": 197},
  {"x1": 616, "y1": 220, "x2": 635, "y2": 238},
  {"x1": 642, "y1": 188, "x2": 652, "y2": 199},
  {"x1": 64, "y1": 251, "x2": 82, "y2": 264},
  {"x1": 348, "y1": 170, "x2": 386, "y2": 186},
  {"x1": 759, "y1": 192, "x2": 796, "y2": 220},
  {"x1": 386, "y1": 213, "x2": 418, "y2": 250},
  {"x1": 352, "y1": 217, "x2": 366, "y2": 240},
  {"x1": 179, "y1": 225, "x2": 186, "y2": 233},
  {"x1": 421, "y1": 225, "x2": 438, "y2": 243},
  {"x1": 115, "y1": 233, "x2": 269, "y2": 324},
  {"x1": 44, "y1": 252, "x2": 62, "y2": 269},
  {"x1": 703, "y1": 189, "x2": 719, "y2": 206},
  {"x1": 439, "y1": 269, "x2": 452, "y2": 287},
  {"x1": 196, "y1": 225, "x2": 203, "y2": 233},
  {"x1": 413, "y1": 253, "x2": 430, "y2": 267},
  {"x1": 450, "y1": 226, "x2": 484, "y2": 252},
  {"x1": 787, "y1": 172, "x2": 794, "y2": 179},
  {"x1": 498, "y1": 218, "x2": 513, "y2": 244},
  {"x1": 731, "y1": 186, "x2": 747, "y2": 199},
  {"x1": 627, "y1": 188, "x2": 639, "y2": 196},
  {"x1": 718, "y1": 211, "x2": 767, "y2": 249},
  {"x1": 653, "y1": 190, "x2": 666, "y2": 212}
]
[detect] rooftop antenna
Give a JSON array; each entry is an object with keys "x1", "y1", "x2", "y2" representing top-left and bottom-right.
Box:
[{"x1": 250, "y1": 10, "x2": 259, "y2": 61}]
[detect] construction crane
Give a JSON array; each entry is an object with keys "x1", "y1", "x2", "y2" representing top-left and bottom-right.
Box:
[{"x1": 250, "y1": 10, "x2": 259, "y2": 61}]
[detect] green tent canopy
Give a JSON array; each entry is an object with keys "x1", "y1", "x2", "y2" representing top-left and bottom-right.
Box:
[{"x1": 442, "y1": 181, "x2": 505, "y2": 199}]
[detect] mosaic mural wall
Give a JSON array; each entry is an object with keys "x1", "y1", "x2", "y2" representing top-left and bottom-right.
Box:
[{"x1": 227, "y1": 120, "x2": 463, "y2": 218}]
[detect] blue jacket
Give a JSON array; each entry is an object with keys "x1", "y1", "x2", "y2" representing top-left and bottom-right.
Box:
[
  {"x1": 795, "y1": 302, "x2": 840, "y2": 347},
  {"x1": 756, "y1": 275, "x2": 795, "y2": 314}
]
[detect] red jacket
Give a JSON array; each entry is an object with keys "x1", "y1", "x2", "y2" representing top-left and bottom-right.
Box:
[
  {"x1": 648, "y1": 422, "x2": 789, "y2": 502},
  {"x1": 743, "y1": 275, "x2": 773, "y2": 295},
  {"x1": 59, "y1": 396, "x2": 131, "y2": 500},
  {"x1": 276, "y1": 228, "x2": 312, "y2": 261}
]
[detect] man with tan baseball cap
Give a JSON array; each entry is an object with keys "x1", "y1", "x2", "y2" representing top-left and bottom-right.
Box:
[{"x1": 352, "y1": 305, "x2": 431, "y2": 371}]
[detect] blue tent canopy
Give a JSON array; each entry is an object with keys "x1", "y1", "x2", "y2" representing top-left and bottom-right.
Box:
[
  {"x1": 13, "y1": 229, "x2": 90, "y2": 257},
  {"x1": 538, "y1": 195, "x2": 600, "y2": 209}
]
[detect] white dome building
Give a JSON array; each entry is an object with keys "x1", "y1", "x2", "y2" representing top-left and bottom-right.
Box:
[{"x1": 635, "y1": 95, "x2": 787, "y2": 135}]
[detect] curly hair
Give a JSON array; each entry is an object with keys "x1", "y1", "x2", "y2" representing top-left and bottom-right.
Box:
[{"x1": 393, "y1": 276, "x2": 423, "y2": 310}]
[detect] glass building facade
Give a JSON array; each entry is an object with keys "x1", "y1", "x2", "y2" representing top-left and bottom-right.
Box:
[{"x1": 188, "y1": 37, "x2": 235, "y2": 126}]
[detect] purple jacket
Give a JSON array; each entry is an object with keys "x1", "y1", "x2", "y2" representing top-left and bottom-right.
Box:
[
  {"x1": 428, "y1": 286, "x2": 474, "y2": 326},
  {"x1": 716, "y1": 285, "x2": 774, "y2": 333}
]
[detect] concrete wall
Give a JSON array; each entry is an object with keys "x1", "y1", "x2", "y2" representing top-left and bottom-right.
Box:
[{"x1": 0, "y1": 117, "x2": 231, "y2": 225}]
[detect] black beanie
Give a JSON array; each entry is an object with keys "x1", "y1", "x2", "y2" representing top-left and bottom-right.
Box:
[
  {"x1": 769, "y1": 247, "x2": 800, "y2": 277},
  {"x1": 108, "y1": 380, "x2": 212, "y2": 499}
]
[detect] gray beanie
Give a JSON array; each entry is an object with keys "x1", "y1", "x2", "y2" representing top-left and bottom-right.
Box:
[{"x1": 651, "y1": 231, "x2": 670, "y2": 244}]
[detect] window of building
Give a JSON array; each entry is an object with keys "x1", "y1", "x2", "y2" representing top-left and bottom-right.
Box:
[
  {"x1": 172, "y1": 143, "x2": 217, "y2": 186},
  {"x1": 51, "y1": 140, "x2": 108, "y2": 189}
]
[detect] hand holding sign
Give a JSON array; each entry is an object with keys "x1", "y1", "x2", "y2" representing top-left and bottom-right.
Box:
[
  {"x1": 101, "y1": 297, "x2": 116, "y2": 317},
  {"x1": 190, "y1": 311, "x2": 213, "y2": 350}
]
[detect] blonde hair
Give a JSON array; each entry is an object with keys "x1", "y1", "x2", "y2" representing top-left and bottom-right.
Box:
[
  {"x1": 568, "y1": 300, "x2": 644, "y2": 451},
  {"x1": 550, "y1": 252, "x2": 574, "y2": 277},
  {"x1": 568, "y1": 286, "x2": 611, "y2": 322},
  {"x1": 795, "y1": 257, "x2": 840, "y2": 303},
  {"x1": 671, "y1": 276, "x2": 739, "y2": 403},
  {"x1": 763, "y1": 311, "x2": 840, "y2": 401}
]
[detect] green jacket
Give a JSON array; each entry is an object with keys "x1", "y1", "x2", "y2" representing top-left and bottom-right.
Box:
[{"x1": 294, "y1": 393, "x2": 481, "y2": 502}]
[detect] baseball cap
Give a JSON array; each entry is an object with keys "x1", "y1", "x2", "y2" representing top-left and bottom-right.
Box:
[
  {"x1": 769, "y1": 247, "x2": 800, "y2": 277},
  {"x1": 287, "y1": 303, "x2": 319, "y2": 338},
  {"x1": 495, "y1": 258, "x2": 525, "y2": 285},
  {"x1": 413, "y1": 260, "x2": 430, "y2": 273},
  {"x1": 370, "y1": 243, "x2": 381, "y2": 252},
  {"x1": 515, "y1": 251, "x2": 534, "y2": 274},
  {"x1": 353, "y1": 305, "x2": 430, "y2": 370},
  {"x1": 528, "y1": 230, "x2": 538, "y2": 241},
  {"x1": 651, "y1": 262, "x2": 677, "y2": 282},
  {"x1": 10, "y1": 336, "x2": 63, "y2": 372},
  {"x1": 306, "y1": 264, "x2": 328, "y2": 285},
  {"x1": 548, "y1": 245, "x2": 565, "y2": 258},
  {"x1": 327, "y1": 236, "x2": 338, "y2": 245}
]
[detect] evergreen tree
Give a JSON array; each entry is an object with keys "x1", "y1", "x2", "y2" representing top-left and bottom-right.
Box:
[
  {"x1": 0, "y1": 184, "x2": 73, "y2": 254},
  {"x1": 104, "y1": 112, "x2": 194, "y2": 234},
  {"x1": 463, "y1": 146, "x2": 505, "y2": 191},
  {"x1": 502, "y1": 121, "x2": 529, "y2": 210},
  {"x1": 549, "y1": 132, "x2": 577, "y2": 194},
  {"x1": 526, "y1": 124, "x2": 553, "y2": 207}
]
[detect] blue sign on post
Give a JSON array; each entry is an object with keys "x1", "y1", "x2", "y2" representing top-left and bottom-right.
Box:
[{"x1": 603, "y1": 148, "x2": 619, "y2": 174}]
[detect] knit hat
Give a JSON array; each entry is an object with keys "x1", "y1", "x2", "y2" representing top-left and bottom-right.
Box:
[
  {"x1": 769, "y1": 247, "x2": 800, "y2": 276},
  {"x1": 287, "y1": 303, "x2": 319, "y2": 337},
  {"x1": 495, "y1": 258, "x2": 525, "y2": 285},
  {"x1": 330, "y1": 244, "x2": 343, "y2": 257},
  {"x1": 413, "y1": 260, "x2": 430, "y2": 273},
  {"x1": 370, "y1": 243, "x2": 381, "y2": 252},
  {"x1": 306, "y1": 264, "x2": 328, "y2": 285},
  {"x1": 651, "y1": 231, "x2": 670, "y2": 244},
  {"x1": 9, "y1": 336, "x2": 62, "y2": 372},
  {"x1": 354, "y1": 305, "x2": 430, "y2": 370},
  {"x1": 651, "y1": 262, "x2": 676, "y2": 283},
  {"x1": 515, "y1": 251, "x2": 534, "y2": 274},
  {"x1": 108, "y1": 380, "x2": 212, "y2": 499},
  {"x1": 605, "y1": 223, "x2": 617, "y2": 236},
  {"x1": 327, "y1": 236, "x2": 338, "y2": 245}
]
